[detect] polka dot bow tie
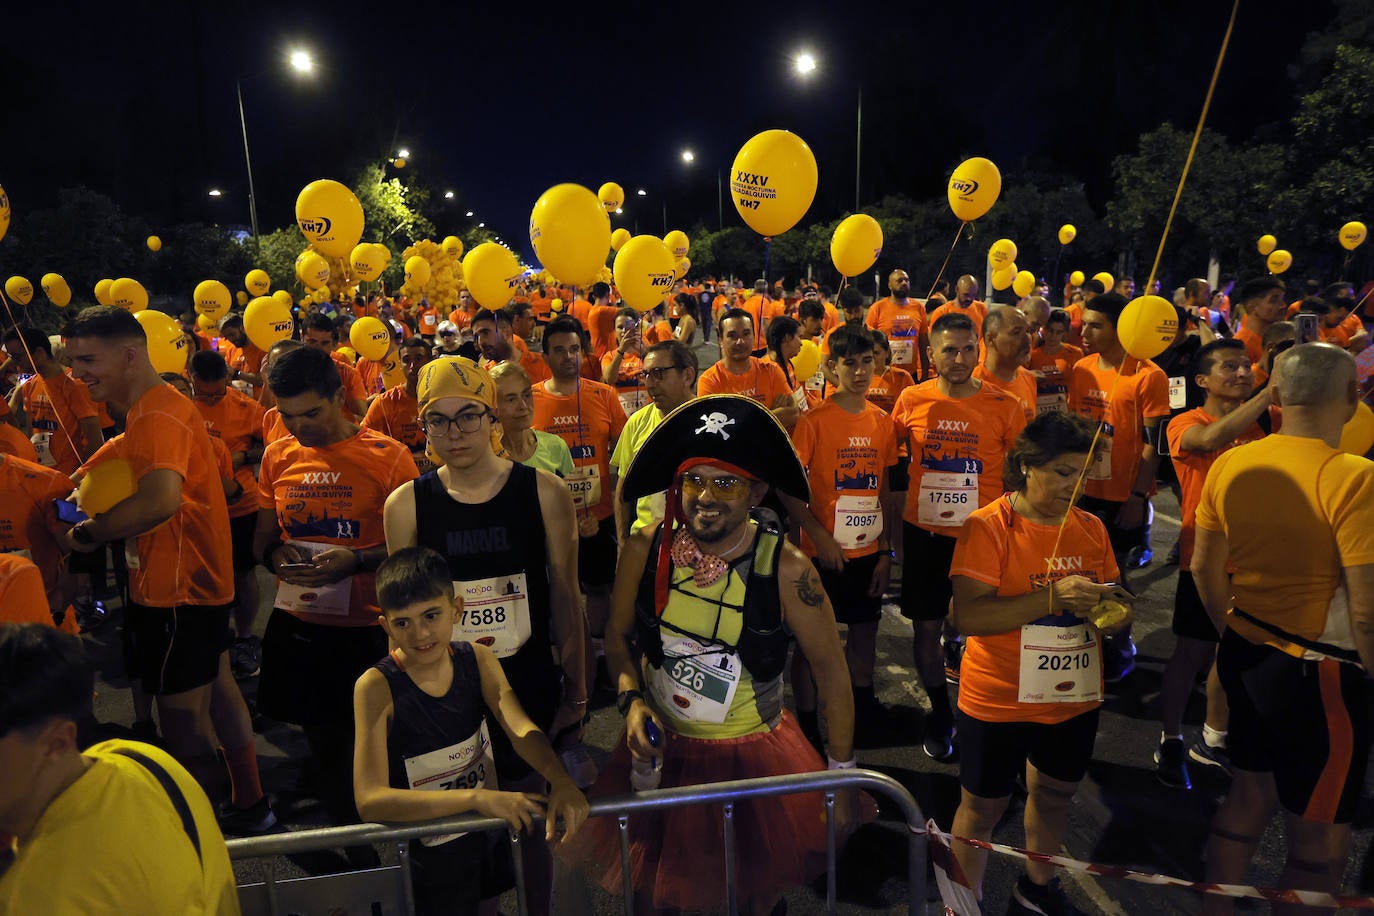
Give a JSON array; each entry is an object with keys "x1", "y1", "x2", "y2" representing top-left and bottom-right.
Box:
[{"x1": 671, "y1": 527, "x2": 731, "y2": 588}]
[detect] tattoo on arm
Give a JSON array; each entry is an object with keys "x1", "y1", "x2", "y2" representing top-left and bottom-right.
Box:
[{"x1": 795, "y1": 571, "x2": 825, "y2": 608}]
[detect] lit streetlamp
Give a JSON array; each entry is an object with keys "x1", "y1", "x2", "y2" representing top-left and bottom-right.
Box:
[
  {"x1": 793, "y1": 49, "x2": 862, "y2": 212},
  {"x1": 238, "y1": 47, "x2": 315, "y2": 239},
  {"x1": 208, "y1": 188, "x2": 223, "y2": 198},
  {"x1": 681, "y1": 149, "x2": 695, "y2": 164},
  {"x1": 444, "y1": 190, "x2": 455, "y2": 199}
]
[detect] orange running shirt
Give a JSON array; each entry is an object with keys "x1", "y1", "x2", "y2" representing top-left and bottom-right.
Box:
[
  {"x1": 193, "y1": 387, "x2": 266, "y2": 519},
  {"x1": 792, "y1": 400, "x2": 898, "y2": 559},
  {"x1": 588, "y1": 305, "x2": 619, "y2": 361},
  {"x1": 531, "y1": 379, "x2": 627, "y2": 521},
  {"x1": 865, "y1": 297, "x2": 929, "y2": 375},
  {"x1": 0, "y1": 422, "x2": 38, "y2": 462},
  {"x1": 866, "y1": 366, "x2": 915, "y2": 416},
  {"x1": 337, "y1": 360, "x2": 370, "y2": 410},
  {"x1": 892, "y1": 379, "x2": 1027, "y2": 535},
  {"x1": 972, "y1": 364, "x2": 1037, "y2": 422},
  {"x1": 0, "y1": 553, "x2": 53, "y2": 626},
  {"x1": 697, "y1": 357, "x2": 791, "y2": 408},
  {"x1": 257, "y1": 428, "x2": 420, "y2": 626},
  {"x1": 1234, "y1": 321, "x2": 1264, "y2": 365},
  {"x1": 739, "y1": 295, "x2": 770, "y2": 349},
  {"x1": 951, "y1": 496, "x2": 1119, "y2": 724},
  {"x1": 18, "y1": 372, "x2": 99, "y2": 474},
  {"x1": 261, "y1": 407, "x2": 290, "y2": 445},
  {"x1": 360, "y1": 386, "x2": 425, "y2": 454},
  {"x1": 0, "y1": 454, "x2": 72, "y2": 602},
  {"x1": 1027, "y1": 344, "x2": 1084, "y2": 415},
  {"x1": 1166, "y1": 407, "x2": 1265, "y2": 571},
  {"x1": 1067, "y1": 355, "x2": 1170, "y2": 502},
  {"x1": 928, "y1": 300, "x2": 988, "y2": 334}
]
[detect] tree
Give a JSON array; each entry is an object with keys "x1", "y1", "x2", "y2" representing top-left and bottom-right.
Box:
[{"x1": 353, "y1": 163, "x2": 435, "y2": 250}]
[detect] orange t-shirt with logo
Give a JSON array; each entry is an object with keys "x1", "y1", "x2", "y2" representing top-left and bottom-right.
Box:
[
  {"x1": 19, "y1": 372, "x2": 99, "y2": 475},
  {"x1": 1027, "y1": 343, "x2": 1084, "y2": 415},
  {"x1": 972, "y1": 364, "x2": 1037, "y2": 422},
  {"x1": 865, "y1": 297, "x2": 929, "y2": 375},
  {"x1": 928, "y1": 300, "x2": 988, "y2": 333},
  {"x1": 193, "y1": 387, "x2": 266, "y2": 519},
  {"x1": 531, "y1": 379, "x2": 627, "y2": 521},
  {"x1": 0, "y1": 553, "x2": 54, "y2": 626},
  {"x1": 569, "y1": 298, "x2": 594, "y2": 327},
  {"x1": 588, "y1": 305, "x2": 619, "y2": 361},
  {"x1": 951, "y1": 496, "x2": 1119, "y2": 724},
  {"x1": 822, "y1": 302, "x2": 840, "y2": 333},
  {"x1": 257, "y1": 428, "x2": 420, "y2": 626},
  {"x1": 0, "y1": 454, "x2": 72, "y2": 602},
  {"x1": 697, "y1": 357, "x2": 791, "y2": 408},
  {"x1": 115, "y1": 384, "x2": 234, "y2": 607},
  {"x1": 1067, "y1": 355, "x2": 1171, "y2": 502},
  {"x1": 1166, "y1": 407, "x2": 1265, "y2": 571},
  {"x1": 228, "y1": 343, "x2": 266, "y2": 378},
  {"x1": 416, "y1": 307, "x2": 439, "y2": 337},
  {"x1": 792, "y1": 400, "x2": 899, "y2": 559},
  {"x1": 0, "y1": 422, "x2": 38, "y2": 463},
  {"x1": 601, "y1": 351, "x2": 650, "y2": 417},
  {"x1": 361, "y1": 386, "x2": 425, "y2": 455},
  {"x1": 261, "y1": 407, "x2": 291, "y2": 445},
  {"x1": 892, "y1": 379, "x2": 1027, "y2": 535},
  {"x1": 336, "y1": 360, "x2": 370, "y2": 411},
  {"x1": 740, "y1": 295, "x2": 771, "y2": 349},
  {"x1": 866, "y1": 366, "x2": 915, "y2": 416}
]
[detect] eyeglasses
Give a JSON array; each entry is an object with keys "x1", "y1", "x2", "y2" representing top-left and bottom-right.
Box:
[
  {"x1": 640, "y1": 366, "x2": 684, "y2": 383},
  {"x1": 422, "y1": 410, "x2": 489, "y2": 437},
  {"x1": 680, "y1": 471, "x2": 752, "y2": 499}
]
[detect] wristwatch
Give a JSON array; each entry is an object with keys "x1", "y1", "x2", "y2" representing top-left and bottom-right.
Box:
[{"x1": 616, "y1": 689, "x2": 643, "y2": 717}]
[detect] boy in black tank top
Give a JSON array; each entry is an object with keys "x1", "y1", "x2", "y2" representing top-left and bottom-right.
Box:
[{"x1": 354, "y1": 547, "x2": 588, "y2": 916}]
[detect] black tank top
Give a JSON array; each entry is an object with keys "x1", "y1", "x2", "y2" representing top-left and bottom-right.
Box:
[{"x1": 376, "y1": 641, "x2": 487, "y2": 792}]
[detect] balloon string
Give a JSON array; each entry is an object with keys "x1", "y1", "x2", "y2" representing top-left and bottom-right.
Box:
[
  {"x1": 922, "y1": 221, "x2": 967, "y2": 303},
  {"x1": 0, "y1": 289, "x2": 84, "y2": 463},
  {"x1": 761, "y1": 238, "x2": 772, "y2": 350},
  {"x1": 1143, "y1": 0, "x2": 1239, "y2": 294}
]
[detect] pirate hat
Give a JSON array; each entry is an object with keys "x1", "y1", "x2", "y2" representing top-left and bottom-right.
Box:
[{"x1": 621, "y1": 394, "x2": 809, "y2": 503}]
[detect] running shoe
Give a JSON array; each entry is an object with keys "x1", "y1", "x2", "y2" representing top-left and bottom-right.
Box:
[
  {"x1": 1153, "y1": 737, "x2": 1192, "y2": 789},
  {"x1": 1012, "y1": 874, "x2": 1069, "y2": 915},
  {"x1": 217, "y1": 796, "x2": 279, "y2": 836},
  {"x1": 1188, "y1": 737, "x2": 1233, "y2": 777},
  {"x1": 921, "y1": 722, "x2": 957, "y2": 764},
  {"x1": 1103, "y1": 636, "x2": 1137, "y2": 684},
  {"x1": 231, "y1": 636, "x2": 261, "y2": 679}
]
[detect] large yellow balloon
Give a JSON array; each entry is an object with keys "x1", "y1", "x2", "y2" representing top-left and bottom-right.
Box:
[
  {"x1": 245, "y1": 269, "x2": 270, "y2": 297},
  {"x1": 1092, "y1": 271, "x2": 1114, "y2": 292},
  {"x1": 947, "y1": 157, "x2": 1002, "y2": 222},
  {"x1": 299, "y1": 252, "x2": 331, "y2": 289},
  {"x1": 296, "y1": 179, "x2": 366, "y2": 259},
  {"x1": 1012, "y1": 270, "x2": 1036, "y2": 298},
  {"x1": 193, "y1": 280, "x2": 231, "y2": 320},
  {"x1": 350, "y1": 244, "x2": 384, "y2": 282},
  {"x1": 404, "y1": 255, "x2": 432, "y2": 289},
  {"x1": 462, "y1": 242, "x2": 525, "y2": 309},
  {"x1": 78, "y1": 458, "x2": 136, "y2": 516},
  {"x1": 1118, "y1": 295, "x2": 1178, "y2": 360},
  {"x1": 442, "y1": 235, "x2": 464, "y2": 259},
  {"x1": 349, "y1": 316, "x2": 392, "y2": 362},
  {"x1": 5, "y1": 276, "x2": 33, "y2": 306},
  {"x1": 41, "y1": 273, "x2": 71, "y2": 308},
  {"x1": 599, "y1": 182, "x2": 625, "y2": 211},
  {"x1": 792, "y1": 339, "x2": 822, "y2": 382},
  {"x1": 94, "y1": 278, "x2": 115, "y2": 306},
  {"x1": 197, "y1": 314, "x2": 218, "y2": 333},
  {"x1": 612, "y1": 235, "x2": 676, "y2": 312},
  {"x1": 830, "y1": 214, "x2": 884, "y2": 277},
  {"x1": 146, "y1": 235, "x2": 162, "y2": 252},
  {"x1": 0, "y1": 185, "x2": 9, "y2": 245},
  {"x1": 272, "y1": 289, "x2": 294, "y2": 310},
  {"x1": 987, "y1": 238, "x2": 1017, "y2": 272},
  {"x1": 243, "y1": 296, "x2": 294, "y2": 351},
  {"x1": 112, "y1": 277, "x2": 148, "y2": 310},
  {"x1": 1058, "y1": 224, "x2": 1077, "y2": 246},
  {"x1": 1069, "y1": 270, "x2": 1086, "y2": 287},
  {"x1": 991, "y1": 264, "x2": 1017, "y2": 291},
  {"x1": 675, "y1": 257, "x2": 691, "y2": 281},
  {"x1": 663, "y1": 229, "x2": 690, "y2": 260},
  {"x1": 730, "y1": 129, "x2": 818, "y2": 237},
  {"x1": 1257, "y1": 234, "x2": 1277, "y2": 256},
  {"x1": 134, "y1": 309, "x2": 187, "y2": 374},
  {"x1": 610, "y1": 227, "x2": 631, "y2": 252},
  {"x1": 1341, "y1": 402, "x2": 1374, "y2": 456},
  {"x1": 1339, "y1": 222, "x2": 1367, "y2": 251},
  {"x1": 1266, "y1": 249, "x2": 1292, "y2": 274},
  {"x1": 530, "y1": 184, "x2": 611, "y2": 286}
]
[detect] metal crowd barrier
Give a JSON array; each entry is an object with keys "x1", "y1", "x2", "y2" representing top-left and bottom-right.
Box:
[{"x1": 229, "y1": 768, "x2": 927, "y2": 915}]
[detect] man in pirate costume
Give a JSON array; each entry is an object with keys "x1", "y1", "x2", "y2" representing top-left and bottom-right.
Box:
[{"x1": 577, "y1": 394, "x2": 865, "y2": 914}]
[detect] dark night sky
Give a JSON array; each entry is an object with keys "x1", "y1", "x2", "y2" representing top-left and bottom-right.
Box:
[{"x1": 0, "y1": 0, "x2": 1337, "y2": 259}]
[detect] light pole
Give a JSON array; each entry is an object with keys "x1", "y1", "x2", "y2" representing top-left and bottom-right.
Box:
[
  {"x1": 793, "y1": 49, "x2": 861, "y2": 212},
  {"x1": 237, "y1": 47, "x2": 314, "y2": 239}
]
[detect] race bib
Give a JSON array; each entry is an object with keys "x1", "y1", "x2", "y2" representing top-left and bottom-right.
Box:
[
  {"x1": 403, "y1": 721, "x2": 496, "y2": 845},
  {"x1": 805, "y1": 369, "x2": 826, "y2": 392},
  {"x1": 792, "y1": 386, "x2": 810, "y2": 413},
  {"x1": 1168, "y1": 376, "x2": 1186, "y2": 411},
  {"x1": 889, "y1": 338, "x2": 914, "y2": 366},
  {"x1": 273, "y1": 539, "x2": 353, "y2": 616},
  {"x1": 124, "y1": 539, "x2": 141, "y2": 571},
  {"x1": 650, "y1": 633, "x2": 741, "y2": 725},
  {"x1": 1087, "y1": 424, "x2": 1114, "y2": 481},
  {"x1": 565, "y1": 465, "x2": 601, "y2": 509},
  {"x1": 1036, "y1": 387, "x2": 1067, "y2": 415},
  {"x1": 453, "y1": 573, "x2": 532, "y2": 659},
  {"x1": 31, "y1": 431, "x2": 54, "y2": 467},
  {"x1": 917, "y1": 471, "x2": 977, "y2": 527},
  {"x1": 1017, "y1": 622, "x2": 1102, "y2": 704},
  {"x1": 618, "y1": 388, "x2": 646, "y2": 417},
  {"x1": 834, "y1": 494, "x2": 882, "y2": 550}
]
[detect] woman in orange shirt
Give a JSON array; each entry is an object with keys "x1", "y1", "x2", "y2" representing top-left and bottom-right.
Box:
[
  {"x1": 766, "y1": 316, "x2": 814, "y2": 412},
  {"x1": 947, "y1": 412, "x2": 1131, "y2": 910}
]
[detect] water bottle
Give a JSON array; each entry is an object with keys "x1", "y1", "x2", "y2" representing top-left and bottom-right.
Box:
[{"x1": 629, "y1": 719, "x2": 662, "y2": 791}]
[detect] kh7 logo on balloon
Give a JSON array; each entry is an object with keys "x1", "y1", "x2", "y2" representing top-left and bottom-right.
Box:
[
  {"x1": 950, "y1": 178, "x2": 980, "y2": 199},
  {"x1": 648, "y1": 273, "x2": 674, "y2": 290},
  {"x1": 298, "y1": 217, "x2": 334, "y2": 236}
]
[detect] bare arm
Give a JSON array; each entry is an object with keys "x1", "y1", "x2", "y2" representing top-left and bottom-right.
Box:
[
  {"x1": 779, "y1": 545, "x2": 853, "y2": 762},
  {"x1": 1346, "y1": 564, "x2": 1374, "y2": 672},
  {"x1": 70, "y1": 467, "x2": 181, "y2": 545},
  {"x1": 77, "y1": 417, "x2": 103, "y2": 460},
  {"x1": 538, "y1": 470, "x2": 587, "y2": 738},
  {"x1": 613, "y1": 473, "x2": 632, "y2": 544},
  {"x1": 778, "y1": 491, "x2": 843, "y2": 571},
  {"x1": 1179, "y1": 391, "x2": 1270, "y2": 453},
  {"x1": 383, "y1": 480, "x2": 419, "y2": 553},
  {"x1": 607, "y1": 528, "x2": 664, "y2": 760},
  {"x1": 1191, "y1": 525, "x2": 1232, "y2": 636}
]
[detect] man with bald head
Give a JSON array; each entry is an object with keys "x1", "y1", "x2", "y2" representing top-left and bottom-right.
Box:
[
  {"x1": 930, "y1": 275, "x2": 987, "y2": 333},
  {"x1": 972, "y1": 305, "x2": 1036, "y2": 420},
  {"x1": 1182, "y1": 279, "x2": 1217, "y2": 333},
  {"x1": 1019, "y1": 296, "x2": 1052, "y2": 354},
  {"x1": 866, "y1": 269, "x2": 931, "y2": 380}
]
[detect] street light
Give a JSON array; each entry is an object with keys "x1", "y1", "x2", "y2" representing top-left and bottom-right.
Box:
[
  {"x1": 288, "y1": 49, "x2": 313, "y2": 73},
  {"x1": 444, "y1": 190, "x2": 455, "y2": 199},
  {"x1": 681, "y1": 149, "x2": 695, "y2": 164},
  {"x1": 793, "y1": 51, "x2": 817, "y2": 75},
  {"x1": 465, "y1": 210, "x2": 474, "y2": 217},
  {"x1": 478, "y1": 222, "x2": 485, "y2": 228},
  {"x1": 238, "y1": 47, "x2": 316, "y2": 239},
  {"x1": 792, "y1": 48, "x2": 861, "y2": 212},
  {"x1": 208, "y1": 188, "x2": 223, "y2": 198},
  {"x1": 397, "y1": 148, "x2": 410, "y2": 159},
  {"x1": 636, "y1": 188, "x2": 647, "y2": 197}
]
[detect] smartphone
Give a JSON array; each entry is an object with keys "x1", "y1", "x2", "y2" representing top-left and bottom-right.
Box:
[
  {"x1": 1296, "y1": 313, "x2": 1319, "y2": 345},
  {"x1": 52, "y1": 499, "x2": 89, "y2": 526},
  {"x1": 277, "y1": 562, "x2": 316, "y2": 573}
]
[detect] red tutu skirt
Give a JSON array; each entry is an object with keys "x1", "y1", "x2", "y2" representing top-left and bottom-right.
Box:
[{"x1": 571, "y1": 711, "x2": 873, "y2": 912}]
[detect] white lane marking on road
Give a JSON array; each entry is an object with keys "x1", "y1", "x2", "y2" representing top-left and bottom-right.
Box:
[{"x1": 1063, "y1": 859, "x2": 1129, "y2": 916}]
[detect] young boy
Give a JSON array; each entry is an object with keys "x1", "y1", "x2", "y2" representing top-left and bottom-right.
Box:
[
  {"x1": 782, "y1": 325, "x2": 900, "y2": 746},
  {"x1": 353, "y1": 547, "x2": 589, "y2": 916}
]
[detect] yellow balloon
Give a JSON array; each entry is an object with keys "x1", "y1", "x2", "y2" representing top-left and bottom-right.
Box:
[
  {"x1": 530, "y1": 183, "x2": 611, "y2": 286},
  {"x1": 988, "y1": 238, "x2": 1017, "y2": 271},
  {"x1": 442, "y1": 235, "x2": 464, "y2": 259},
  {"x1": 40, "y1": 273, "x2": 71, "y2": 308},
  {"x1": 1118, "y1": 295, "x2": 1178, "y2": 361},
  {"x1": 296, "y1": 179, "x2": 365, "y2": 259},
  {"x1": 675, "y1": 257, "x2": 691, "y2": 281},
  {"x1": 1266, "y1": 249, "x2": 1292, "y2": 274},
  {"x1": 1069, "y1": 270, "x2": 1086, "y2": 287},
  {"x1": 991, "y1": 264, "x2": 1017, "y2": 291},
  {"x1": 404, "y1": 255, "x2": 432, "y2": 289},
  {"x1": 78, "y1": 458, "x2": 136, "y2": 516},
  {"x1": 730, "y1": 129, "x2": 818, "y2": 237},
  {"x1": 1092, "y1": 271, "x2": 1114, "y2": 292},
  {"x1": 550, "y1": 297, "x2": 564, "y2": 313},
  {"x1": 335, "y1": 346, "x2": 357, "y2": 365},
  {"x1": 381, "y1": 352, "x2": 407, "y2": 389},
  {"x1": 1340, "y1": 402, "x2": 1374, "y2": 456},
  {"x1": 197, "y1": 314, "x2": 217, "y2": 333},
  {"x1": 146, "y1": 235, "x2": 162, "y2": 252},
  {"x1": 830, "y1": 214, "x2": 884, "y2": 277},
  {"x1": 612, "y1": 235, "x2": 676, "y2": 312},
  {"x1": 0, "y1": 185, "x2": 9, "y2": 245},
  {"x1": 5, "y1": 276, "x2": 33, "y2": 306},
  {"x1": 947, "y1": 157, "x2": 1002, "y2": 222},
  {"x1": 236, "y1": 290, "x2": 249, "y2": 307},
  {"x1": 272, "y1": 289, "x2": 294, "y2": 310},
  {"x1": 1257, "y1": 234, "x2": 1277, "y2": 256},
  {"x1": 245, "y1": 269, "x2": 271, "y2": 297},
  {"x1": 598, "y1": 182, "x2": 624, "y2": 212},
  {"x1": 350, "y1": 244, "x2": 384, "y2": 282},
  {"x1": 373, "y1": 242, "x2": 392, "y2": 265},
  {"x1": 792, "y1": 339, "x2": 822, "y2": 381},
  {"x1": 193, "y1": 280, "x2": 231, "y2": 320},
  {"x1": 134, "y1": 309, "x2": 187, "y2": 374},
  {"x1": 610, "y1": 227, "x2": 631, "y2": 252},
  {"x1": 1012, "y1": 270, "x2": 1036, "y2": 298},
  {"x1": 349, "y1": 316, "x2": 392, "y2": 361},
  {"x1": 462, "y1": 242, "x2": 526, "y2": 309},
  {"x1": 299, "y1": 252, "x2": 331, "y2": 289},
  {"x1": 1339, "y1": 221, "x2": 1367, "y2": 251},
  {"x1": 663, "y1": 229, "x2": 690, "y2": 260},
  {"x1": 1058, "y1": 224, "x2": 1077, "y2": 246},
  {"x1": 93, "y1": 278, "x2": 115, "y2": 306},
  {"x1": 243, "y1": 296, "x2": 294, "y2": 351},
  {"x1": 393, "y1": 158, "x2": 407, "y2": 169}
]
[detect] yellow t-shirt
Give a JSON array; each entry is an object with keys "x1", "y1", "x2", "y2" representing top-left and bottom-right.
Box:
[
  {"x1": 1195, "y1": 435, "x2": 1374, "y2": 658},
  {"x1": 0, "y1": 739, "x2": 240, "y2": 915},
  {"x1": 610, "y1": 402, "x2": 668, "y2": 534}
]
